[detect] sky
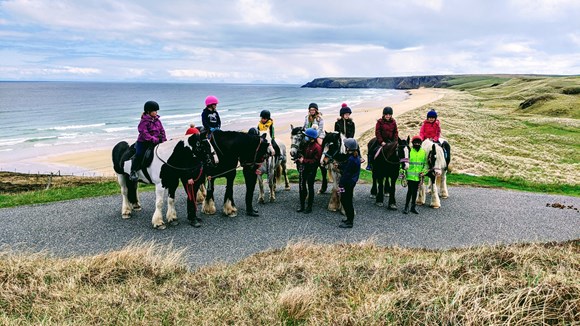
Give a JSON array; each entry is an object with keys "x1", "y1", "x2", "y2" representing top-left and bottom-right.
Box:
[{"x1": 1, "y1": 0, "x2": 579, "y2": 84}]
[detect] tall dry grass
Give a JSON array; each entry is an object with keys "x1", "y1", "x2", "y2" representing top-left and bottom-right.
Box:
[
  {"x1": 1, "y1": 240, "x2": 578, "y2": 324},
  {"x1": 360, "y1": 84, "x2": 580, "y2": 185}
]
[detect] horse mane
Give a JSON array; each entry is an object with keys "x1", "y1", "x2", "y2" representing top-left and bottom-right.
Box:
[{"x1": 422, "y1": 139, "x2": 447, "y2": 170}]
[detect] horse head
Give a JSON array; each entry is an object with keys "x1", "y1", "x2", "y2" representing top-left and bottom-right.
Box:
[
  {"x1": 321, "y1": 131, "x2": 345, "y2": 165},
  {"x1": 398, "y1": 136, "x2": 410, "y2": 170},
  {"x1": 422, "y1": 139, "x2": 446, "y2": 177},
  {"x1": 187, "y1": 133, "x2": 218, "y2": 168},
  {"x1": 289, "y1": 124, "x2": 306, "y2": 160}
]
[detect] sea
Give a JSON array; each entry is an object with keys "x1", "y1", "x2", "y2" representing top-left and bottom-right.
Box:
[{"x1": 0, "y1": 81, "x2": 407, "y2": 173}]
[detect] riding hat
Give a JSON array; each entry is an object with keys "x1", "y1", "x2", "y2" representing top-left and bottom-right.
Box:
[
  {"x1": 303, "y1": 128, "x2": 318, "y2": 139},
  {"x1": 427, "y1": 109, "x2": 437, "y2": 118},
  {"x1": 344, "y1": 138, "x2": 358, "y2": 151},
  {"x1": 412, "y1": 135, "x2": 422, "y2": 144},
  {"x1": 339, "y1": 105, "x2": 352, "y2": 116},
  {"x1": 260, "y1": 110, "x2": 271, "y2": 119},
  {"x1": 205, "y1": 95, "x2": 219, "y2": 106},
  {"x1": 383, "y1": 106, "x2": 393, "y2": 115},
  {"x1": 144, "y1": 100, "x2": 159, "y2": 113}
]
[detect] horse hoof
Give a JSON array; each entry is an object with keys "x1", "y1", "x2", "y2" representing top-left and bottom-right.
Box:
[
  {"x1": 259, "y1": 199, "x2": 265, "y2": 204},
  {"x1": 285, "y1": 187, "x2": 290, "y2": 191},
  {"x1": 270, "y1": 198, "x2": 275, "y2": 203},
  {"x1": 375, "y1": 202, "x2": 384, "y2": 207},
  {"x1": 168, "y1": 220, "x2": 179, "y2": 226},
  {"x1": 370, "y1": 194, "x2": 376, "y2": 198},
  {"x1": 153, "y1": 223, "x2": 166, "y2": 230},
  {"x1": 431, "y1": 205, "x2": 440, "y2": 209},
  {"x1": 388, "y1": 205, "x2": 397, "y2": 211},
  {"x1": 441, "y1": 195, "x2": 448, "y2": 199},
  {"x1": 122, "y1": 214, "x2": 131, "y2": 219},
  {"x1": 133, "y1": 205, "x2": 142, "y2": 211}
]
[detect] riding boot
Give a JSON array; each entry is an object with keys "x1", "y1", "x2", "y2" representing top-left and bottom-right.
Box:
[
  {"x1": 410, "y1": 205, "x2": 419, "y2": 214},
  {"x1": 403, "y1": 206, "x2": 409, "y2": 214},
  {"x1": 130, "y1": 156, "x2": 140, "y2": 182},
  {"x1": 296, "y1": 200, "x2": 305, "y2": 212},
  {"x1": 366, "y1": 152, "x2": 373, "y2": 171},
  {"x1": 304, "y1": 196, "x2": 313, "y2": 214},
  {"x1": 339, "y1": 218, "x2": 353, "y2": 228}
]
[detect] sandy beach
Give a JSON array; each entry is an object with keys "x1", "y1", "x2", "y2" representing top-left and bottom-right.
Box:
[{"x1": 40, "y1": 88, "x2": 447, "y2": 177}]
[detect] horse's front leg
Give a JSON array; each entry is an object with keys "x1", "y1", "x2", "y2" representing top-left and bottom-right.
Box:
[
  {"x1": 257, "y1": 174, "x2": 265, "y2": 204},
  {"x1": 202, "y1": 179, "x2": 217, "y2": 215},
  {"x1": 417, "y1": 180, "x2": 426, "y2": 206},
  {"x1": 375, "y1": 173, "x2": 385, "y2": 206},
  {"x1": 370, "y1": 175, "x2": 377, "y2": 198},
  {"x1": 387, "y1": 175, "x2": 397, "y2": 210},
  {"x1": 118, "y1": 174, "x2": 133, "y2": 218},
  {"x1": 197, "y1": 183, "x2": 206, "y2": 203},
  {"x1": 328, "y1": 169, "x2": 341, "y2": 212},
  {"x1": 166, "y1": 186, "x2": 179, "y2": 226},
  {"x1": 430, "y1": 176, "x2": 441, "y2": 208},
  {"x1": 440, "y1": 170, "x2": 449, "y2": 198},
  {"x1": 223, "y1": 174, "x2": 238, "y2": 217},
  {"x1": 152, "y1": 183, "x2": 167, "y2": 229},
  {"x1": 185, "y1": 180, "x2": 201, "y2": 228},
  {"x1": 269, "y1": 174, "x2": 276, "y2": 202}
]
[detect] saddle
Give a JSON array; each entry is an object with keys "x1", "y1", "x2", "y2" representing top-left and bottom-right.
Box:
[{"x1": 127, "y1": 143, "x2": 155, "y2": 169}]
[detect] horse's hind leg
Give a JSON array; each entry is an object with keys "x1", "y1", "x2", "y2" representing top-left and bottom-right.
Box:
[
  {"x1": 166, "y1": 188, "x2": 179, "y2": 226},
  {"x1": 258, "y1": 175, "x2": 265, "y2": 204},
  {"x1": 197, "y1": 183, "x2": 206, "y2": 204},
  {"x1": 318, "y1": 166, "x2": 328, "y2": 194},
  {"x1": 417, "y1": 182, "x2": 426, "y2": 206},
  {"x1": 282, "y1": 163, "x2": 290, "y2": 190},
  {"x1": 202, "y1": 180, "x2": 217, "y2": 215},
  {"x1": 387, "y1": 176, "x2": 397, "y2": 210}
]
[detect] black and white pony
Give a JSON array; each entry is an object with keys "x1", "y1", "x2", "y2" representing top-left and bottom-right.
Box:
[
  {"x1": 111, "y1": 134, "x2": 218, "y2": 229},
  {"x1": 289, "y1": 125, "x2": 329, "y2": 193},
  {"x1": 320, "y1": 131, "x2": 349, "y2": 212},
  {"x1": 201, "y1": 130, "x2": 270, "y2": 217},
  {"x1": 257, "y1": 133, "x2": 290, "y2": 203},
  {"x1": 417, "y1": 139, "x2": 451, "y2": 208},
  {"x1": 368, "y1": 137, "x2": 410, "y2": 209}
]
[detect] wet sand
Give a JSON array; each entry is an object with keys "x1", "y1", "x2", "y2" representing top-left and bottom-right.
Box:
[{"x1": 41, "y1": 88, "x2": 448, "y2": 176}]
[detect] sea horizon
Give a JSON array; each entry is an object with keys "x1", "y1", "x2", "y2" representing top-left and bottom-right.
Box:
[{"x1": 0, "y1": 81, "x2": 408, "y2": 174}]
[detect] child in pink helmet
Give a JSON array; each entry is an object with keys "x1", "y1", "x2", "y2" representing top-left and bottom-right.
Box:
[{"x1": 201, "y1": 95, "x2": 221, "y2": 133}]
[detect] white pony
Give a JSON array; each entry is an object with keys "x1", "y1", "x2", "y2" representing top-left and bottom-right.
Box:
[
  {"x1": 111, "y1": 134, "x2": 218, "y2": 229},
  {"x1": 257, "y1": 132, "x2": 290, "y2": 203},
  {"x1": 417, "y1": 138, "x2": 450, "y2": 208}
]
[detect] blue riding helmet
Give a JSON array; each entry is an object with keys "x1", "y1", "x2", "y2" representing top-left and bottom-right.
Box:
[
  {"x1": 303, "y1": 128, "x2": 318, "y2": 140},
  {"x1": 343, "y1": 138, "x2": 358, "y2": 151},
  {"x1": 427, "y1": 109, "x2": 437, "y2": 118}
]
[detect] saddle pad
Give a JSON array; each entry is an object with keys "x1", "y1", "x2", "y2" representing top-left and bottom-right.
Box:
[{"x1": 373, "y1": 147, "x2": 382, "y2": 159}]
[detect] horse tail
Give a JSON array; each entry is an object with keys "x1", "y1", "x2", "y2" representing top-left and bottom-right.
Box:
[
  {"x1": 112, "y1": 141, "x2": 130, "y2": 174},
  {"x1": 443, "y1": 141, "x2": 451, "y2": 167}
]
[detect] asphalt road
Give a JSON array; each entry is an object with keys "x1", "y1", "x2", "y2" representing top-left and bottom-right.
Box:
[{"x1": 1, "y1": 184, "x2": 579, "y2": 270}]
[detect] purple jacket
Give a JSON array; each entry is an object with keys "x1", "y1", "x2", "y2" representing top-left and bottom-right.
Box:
[{"x1": 137, "y1": 113, "x2": 166, "y2": 144}]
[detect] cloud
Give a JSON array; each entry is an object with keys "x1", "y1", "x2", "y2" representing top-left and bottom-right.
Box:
[{"x1": 0, "y1": 0, "x2": 578, "y2": 82}]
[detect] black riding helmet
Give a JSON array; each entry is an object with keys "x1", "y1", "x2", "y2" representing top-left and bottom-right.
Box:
[
  {"x1": 144, "y1": 100, "x2": 159, "y2": 113},
  {"x1": 382, "y1": 106, "x2": 393, "y2": 115},
  {"x1": 260, "y1": 110, "x2": 271, "y2": 120}
]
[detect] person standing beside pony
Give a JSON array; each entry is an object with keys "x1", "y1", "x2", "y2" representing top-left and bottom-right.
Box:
[
  {"x1": 334, "y1": 103, "x2": 355, "y2": 138},
  {"x1": 130, "y1": 100, "x2": 167, "y2": 181},
  {"x1": 420, "y1": 109, "x2": 441, "y2": 143},
  {"x1": 366, "y1": 106, "x2": 399, "y2": 171},
  {"x1": 201, "y1": 95, "x2": 221, "y2": 137},
  {"x1": 404, "y1": 135, "x2": 428, "y2": 214},
  {"x1": 338, "y1": 138, "x2": 361, "y2": 228},
  {"x1": 296, "y1": 128, "x2": 323, "y2": 214},
  {"x1": 303, "y1": 102, "x2": 325, "y2": 145}
]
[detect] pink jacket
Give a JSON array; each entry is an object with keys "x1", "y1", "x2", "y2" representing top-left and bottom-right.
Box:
[{"x1": 420, "y1": 119, "x2": 440, "y2": 142}]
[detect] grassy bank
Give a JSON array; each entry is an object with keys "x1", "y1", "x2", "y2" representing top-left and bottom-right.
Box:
[{"x1": 1, "y1": 240, "x2": 577, "y2": 324}]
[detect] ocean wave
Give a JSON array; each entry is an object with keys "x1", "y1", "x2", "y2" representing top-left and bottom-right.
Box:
[
  {"x1": 103, "y1": 126, "x2": 133, "y2": 133},
  {"x1": 0, "y1": 138, "x2": 27, "y2": 146},
  {"x1": 39, "y1": 123, "x2": 106, "y2": 131},
  {"x1": 26, "y1": 136, "x2": 58, "y2": 143}
]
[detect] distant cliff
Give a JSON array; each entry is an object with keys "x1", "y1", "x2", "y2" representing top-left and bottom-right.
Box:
[{"x1": 301, "y1": 76, "x2": 453, "y2": 89}]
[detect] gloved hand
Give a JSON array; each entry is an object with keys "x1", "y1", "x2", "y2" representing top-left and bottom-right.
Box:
[
  {"x1": 210, "y1": 127, "x2": 216, "y2": 132},
  {"x1": 338, "y1": 186, "x2": 345, "y2": 193}
]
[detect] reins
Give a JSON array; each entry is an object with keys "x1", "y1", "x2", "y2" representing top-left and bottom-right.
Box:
[{"x1": 154, "y1": 144, "x2": 204, "y2": 172}]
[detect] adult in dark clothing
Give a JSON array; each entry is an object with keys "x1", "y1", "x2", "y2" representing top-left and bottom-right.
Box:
[
  {"x1": 366, "y1": 106, "x2": 398, "y2": 171},
  {"x1": 338, "y1": 138, "x2": 361, "y2": 228},
  {"x1": 334, "y1": 103, "x2": 355, "y2": 138},
  {"x1": 296, "y1": 128, "x2": 323, "y2": 214}
]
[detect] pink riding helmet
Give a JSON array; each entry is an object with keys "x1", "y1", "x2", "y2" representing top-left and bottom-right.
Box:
[{"x1": 205, "y1": 95, "x2": 219, "y2": 106}]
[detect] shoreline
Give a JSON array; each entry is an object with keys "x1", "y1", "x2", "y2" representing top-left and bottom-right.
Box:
[{"x1": 17, "y1": 88, "x2": 448, "y2": 177}]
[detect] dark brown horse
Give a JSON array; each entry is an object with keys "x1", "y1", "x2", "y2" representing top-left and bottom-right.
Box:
[{"x1": 368, "y1": 137, "x2": 410, "y2": 210}]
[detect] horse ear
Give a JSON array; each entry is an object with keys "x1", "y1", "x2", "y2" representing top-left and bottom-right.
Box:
[
  {"x1": 432, "y1": 144, "x2": 436, "y2": 152},
  {"x1": 407, "y1": 136, "x2": 410, "y2": 144},
  {"x1": 290, "y1": 124, "x2": 294, "y2": 131}
]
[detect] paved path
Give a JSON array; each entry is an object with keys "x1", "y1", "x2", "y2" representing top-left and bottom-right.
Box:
[{"x1": 1, "y1": 185, "x2": 578, "y2": 269}]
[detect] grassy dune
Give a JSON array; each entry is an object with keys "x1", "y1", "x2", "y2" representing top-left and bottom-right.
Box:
[
  {"x1": 361, "y1": 75, "x2": 580, "y2": 187},
  {"x1": 1, "y1": 241, "x2": 577, "y2": 325}
]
